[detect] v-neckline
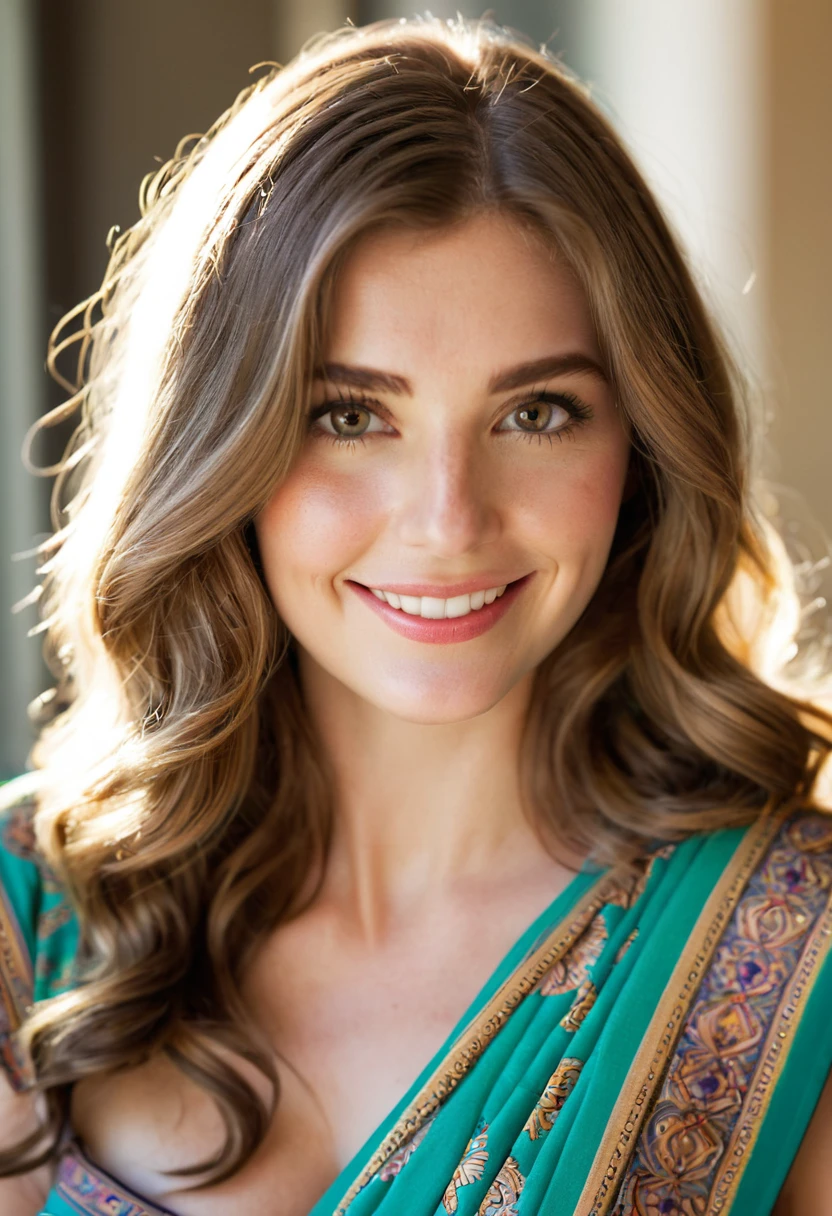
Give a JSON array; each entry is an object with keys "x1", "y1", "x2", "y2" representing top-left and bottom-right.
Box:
[
  {"x1": 309, "y1": 858, "x2": 608, "y2": 1216},
  {"x1": 61, "y1": 859, "x2": 609, "y2": 1216}
]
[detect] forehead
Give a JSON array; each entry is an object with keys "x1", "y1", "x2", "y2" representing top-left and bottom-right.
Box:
[{"x1": 323, "y1": 213, "x2": 602, "y2": 380}]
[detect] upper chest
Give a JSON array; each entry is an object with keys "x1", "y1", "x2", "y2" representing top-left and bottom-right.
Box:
[{"x1": 69, "y1": 881, "x2": 567, "y2": 1216}]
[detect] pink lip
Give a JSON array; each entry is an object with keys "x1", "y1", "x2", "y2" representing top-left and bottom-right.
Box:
[{"x1": 347, "y1": 574, "x2": 534, "y2": 644}]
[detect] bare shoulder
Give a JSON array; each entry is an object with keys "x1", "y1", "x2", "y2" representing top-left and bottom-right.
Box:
[{"x1": 771, "y1": 1067, "x2": 832, "y2": 1215}]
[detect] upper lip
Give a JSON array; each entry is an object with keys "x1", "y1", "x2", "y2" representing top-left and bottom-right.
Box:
[{"x1": 351, "y1": 574, "x2": 529, "y2": 598}]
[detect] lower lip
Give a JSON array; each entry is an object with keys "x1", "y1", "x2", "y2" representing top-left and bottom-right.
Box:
[{"x1": 347, "y1": 575, "x2": 534, "y2": 644}]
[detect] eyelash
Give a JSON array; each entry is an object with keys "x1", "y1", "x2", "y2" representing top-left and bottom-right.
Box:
[{"x1": 307, "y1": 390, "x2": 594, "y2": 449}]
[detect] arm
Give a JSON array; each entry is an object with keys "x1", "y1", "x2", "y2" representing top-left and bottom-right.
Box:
[{"x1": 771, "y1": 1067, "x2": 832, "y2": 1215}]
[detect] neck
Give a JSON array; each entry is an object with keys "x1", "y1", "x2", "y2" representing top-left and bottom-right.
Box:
[{"x1": 297, "y1": 650, "x2": 575, "y2": 942}]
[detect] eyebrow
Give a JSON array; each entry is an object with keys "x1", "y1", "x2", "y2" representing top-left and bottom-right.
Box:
[{"x1": 314, "y1": 353, "x2": 608, "y2": 397}]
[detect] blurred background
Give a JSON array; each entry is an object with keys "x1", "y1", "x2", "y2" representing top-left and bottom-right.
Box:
[{"x1": 1, "y1": 0, "x2": 830, "y2": 778}]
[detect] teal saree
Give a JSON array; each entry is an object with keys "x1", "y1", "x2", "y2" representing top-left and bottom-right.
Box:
[{"x1": 0, "y1": 795, "x2": 829, "y2": 1216}]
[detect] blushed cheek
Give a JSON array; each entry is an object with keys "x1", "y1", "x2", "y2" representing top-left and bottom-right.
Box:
[
  {"x1": 255, "y1": 462, "x2": 387, "y2": 603},
  {"x1": 514, "y1": 452, "x2": 627, "y2": 560}
]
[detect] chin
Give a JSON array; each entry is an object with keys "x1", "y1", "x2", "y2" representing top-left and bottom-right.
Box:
[
  {"x1": 372, "y1": 696, "x2": 505, "y2": 727},
  {"x1": 359, "y1": 667, "x2": 519, "y2": 725}
]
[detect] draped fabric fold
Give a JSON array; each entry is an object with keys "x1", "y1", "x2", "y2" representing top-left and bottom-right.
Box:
[{"x1": 0, "y1": 797, "x2": 827, "y2": 1216}]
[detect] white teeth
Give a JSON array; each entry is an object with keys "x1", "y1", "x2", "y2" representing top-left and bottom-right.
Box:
[
  {"x1": 445, "y1": 594, "x2": 471, "y2": 618},
  {"x1": 369, "y1": 583, "x2": 513, "y2": 619},
  {"x1": 420, "y1": 596, "x2": 446, "y2": 619}
]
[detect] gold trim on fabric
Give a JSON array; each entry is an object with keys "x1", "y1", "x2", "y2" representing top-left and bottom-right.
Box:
[
  {"x1": 331, "y1": 864, "x2": 633, "y2": 1216},
  {"x1": 57, "y1": 1141, "x2": 174, "y2": 1216},
  {"x1": 705, "y1": 882, "x2": 832, "y2": 1213},
  {"x1": 574, "y1": 810, "x2": 784, "y2": 1216},
  {"x1": 0, "y1": 884, "x2": 33, "y2": 1031}
]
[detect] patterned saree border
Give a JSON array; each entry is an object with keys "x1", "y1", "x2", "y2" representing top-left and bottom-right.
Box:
[
  {"x1": 573, "y1": 809, "x2": 783, "y2": 1216},
  {"x1": 55, "y1": 1142, "x2": 175, "y2": 1216},
  {"x1": 0, "y1": 881, "x2": 34, "y2": 1028},
  {"x1": 330, "y1": 862, "x2": 635, "y2": 1216},
  {"x1": 706, "y1": 881, "x2": 832, "y2": 1212},
  {"x1": 0, "y1": 877, "x2": 35, "y2": 1087}
]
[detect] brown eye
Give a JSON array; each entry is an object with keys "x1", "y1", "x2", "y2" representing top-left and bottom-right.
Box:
[
  {"x1": 515, "y1": 402, "x2": 554, "y2": 432},
  {"x1": 330, "y1": 405, "x2": 371, "y2": 437}
]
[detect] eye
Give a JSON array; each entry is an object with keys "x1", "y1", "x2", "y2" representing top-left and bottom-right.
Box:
[
  {"x1": 503, "y1": 400, "x2": 564, "y2": 433},
  {"x1": 497, "y1": 391, "x2": 593, "y2": 440},
  {"x1": 308, "y1": 395, "x2": 391, "y2": 443}
]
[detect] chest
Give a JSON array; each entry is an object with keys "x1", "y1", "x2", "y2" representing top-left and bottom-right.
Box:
[{"x1": 68, "y1": 896, "x2": 542, "y2": 1216}]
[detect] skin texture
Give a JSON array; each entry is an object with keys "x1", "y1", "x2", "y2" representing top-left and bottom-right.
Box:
[
  {"x1": 255, "y1": 212, "x2": 632, "y2": 935},
  {"x1": 259, "y1": 214, "x2": 629, "y2": 728},
  {"x1": 52, "y1": 212, "x2": 637, "y2": 1216},
  {"x1": 10, "y1": 212, "x2": 824, "y2": 1213}
]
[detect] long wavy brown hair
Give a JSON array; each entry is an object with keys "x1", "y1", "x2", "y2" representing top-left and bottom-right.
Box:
[{"x1": 2, "y1": 11, "x2": 830, "y2": 1185}]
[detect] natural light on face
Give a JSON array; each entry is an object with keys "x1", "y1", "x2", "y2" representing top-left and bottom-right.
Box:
[{"x1": 255, "y1": 212, "x2": 632, "y2": 724}]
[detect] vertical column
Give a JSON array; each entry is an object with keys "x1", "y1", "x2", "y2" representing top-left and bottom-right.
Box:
[
  {"x1": 764, "y1": 0, "x2": 832, "y2": 530},
  {"x1": 577, "y1": 0, "x2": 765, "y2": 387},
  {"x1": 0, "y1": 0, "x2": 47, "y2": 778}
]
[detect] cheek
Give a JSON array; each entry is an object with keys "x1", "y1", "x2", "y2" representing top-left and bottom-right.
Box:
[
  {"x1": 255, "y1": 458, "x2": 386, "y2": 592},
  {"x1": 511, "y1": 445, "x2": 628, "y2": 558}
]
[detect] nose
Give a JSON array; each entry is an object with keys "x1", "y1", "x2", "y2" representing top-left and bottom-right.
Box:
[{"x1": 393, "y1": 430, "x2": 502, "y2": 557}]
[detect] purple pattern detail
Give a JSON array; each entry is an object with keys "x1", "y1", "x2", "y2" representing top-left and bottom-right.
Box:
[
  {"x1": 612, "y1": 811, "x2": 832, "y2": 1215},
  {"x1": 56, "y1": 1147, "x2": 167, "y2": 1216}
]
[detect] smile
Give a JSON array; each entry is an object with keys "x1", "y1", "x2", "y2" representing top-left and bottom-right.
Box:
[
  {"x1": 368, "y1": 584, "x2": 507, "y2": 619},
  {"x1": 347, "y1": 575, "x2": 533, "y2": 645}
]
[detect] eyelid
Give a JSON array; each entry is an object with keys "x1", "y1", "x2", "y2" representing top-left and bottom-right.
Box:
[
  {"x1": 308, "y1": 394, "x2": 395, "y2": 437},
  {"x1": 309, "y1": 386, "x2": 593, "y2": 433},
  {"x1": 495, "y1": 388, "x2": 593, "y2": 429}
]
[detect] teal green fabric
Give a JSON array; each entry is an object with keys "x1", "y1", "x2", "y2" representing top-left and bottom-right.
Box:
[
  {"x1": 0, "y1": 794, "x2": 79, "y2": 1093},
  {"x1": 0, "y1": 787, "x2": 826, "y2": 1216},
  {"x1": 731, "y1": 940, "x2": 832, "y2": 1216}
]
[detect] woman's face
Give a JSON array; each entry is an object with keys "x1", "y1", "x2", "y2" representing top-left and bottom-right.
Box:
[{"x1": 255, "y1": 212, "x2": 632, "y2": 723}]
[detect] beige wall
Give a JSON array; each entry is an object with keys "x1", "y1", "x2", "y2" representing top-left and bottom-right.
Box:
[{"x1": 764, "y1": 0, "x2": 832, "y2": 532}]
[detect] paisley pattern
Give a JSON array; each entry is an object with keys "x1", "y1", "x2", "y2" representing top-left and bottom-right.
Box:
[
  {"x1": 524, "y1": 1058, "x2": 583, "y2": 1140},
  {"x1": 0, "y1": 802, "x2": 826, "y2": 1216},
  {"x1": 615, "y1": 928, "x2": 639, "y2": 964},
  {"x1": 443, "y1": 1122, "x2": 490, "y2": 1212},
  {"x1": 477, "y1": 1156, "x2": 525, "y2": 1216},
  {"x1": 378, "y1": 1114, "x2": 435, "y2": 1181},
  {"x1": 612, "y1": 811, "x2": 832, "y2": 1215},
  {"x1": 537, "y1": 913, "x2": 607, "y2": 996},
  {"x1": 627, "y1": 845, "x2": 677, "y2": 909},
  {"x1": 560, "y1": 978, "x2": 598, "y2": 1032}
]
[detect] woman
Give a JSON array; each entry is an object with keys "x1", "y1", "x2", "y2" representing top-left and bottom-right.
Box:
[{"x1": 0, "y1": 14, "x2": 830, "y2": 1215}]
